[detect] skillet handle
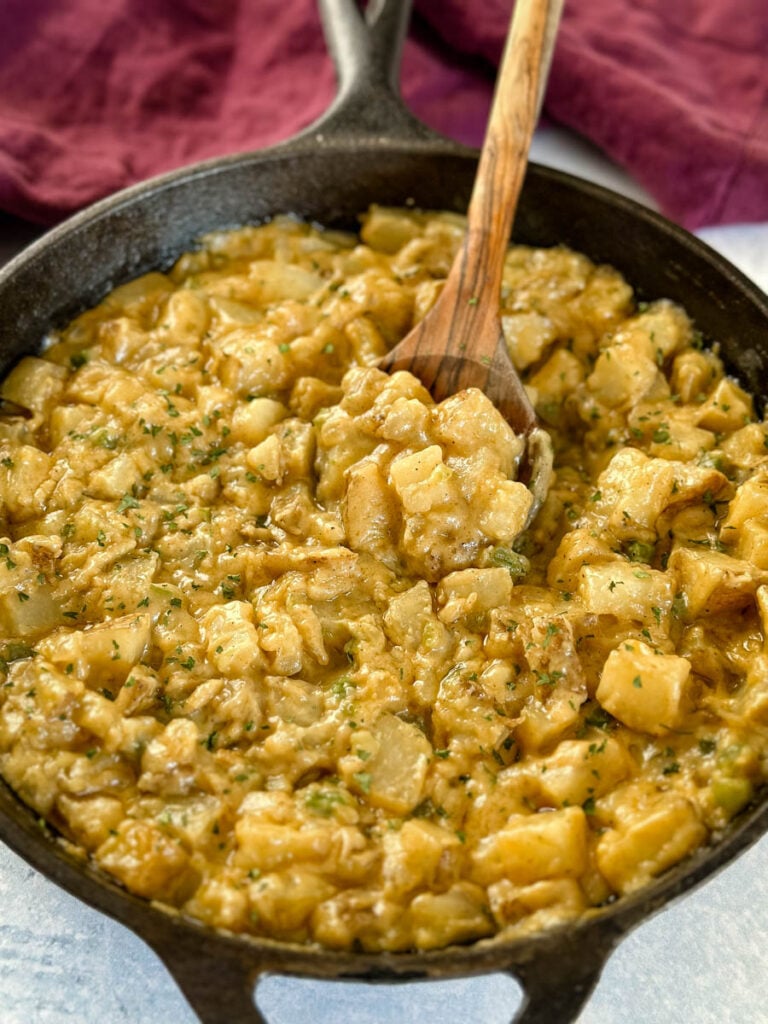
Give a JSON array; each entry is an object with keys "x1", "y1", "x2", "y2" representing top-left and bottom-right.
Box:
[
  {"x1": 152, "y1": 922, "x2": 612, "y2": 1024},
  {"x1": 310, "y1": 0, "x2": 440, "y2": 143},
  {"x1": 149, "y1": 935, "x2": 267, "y2": 1024},
  {"x1": 508, "y1": 940, "x2": 612, "y2": 1024}
]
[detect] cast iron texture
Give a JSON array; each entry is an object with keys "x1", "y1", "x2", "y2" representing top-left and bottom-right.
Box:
[{"x1": 0, "y1": 1, "x2": 767, "y2": 1022}]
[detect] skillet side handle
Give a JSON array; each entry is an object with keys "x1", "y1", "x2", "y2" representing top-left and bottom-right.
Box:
[
  {"x1": 509, "y1": 938, "x2": 613, "y2": 1024},
  {"x1": 148, "y1": 935, "x2": 267, "y2": 1024},
  {"x1": 311, "y1": 0, "x2": 438, "y2": 143}
]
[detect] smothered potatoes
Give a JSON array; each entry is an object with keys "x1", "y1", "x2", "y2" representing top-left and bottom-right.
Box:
[{"x1": 0, "y1": 206, "x2": 767, "y2": 951}]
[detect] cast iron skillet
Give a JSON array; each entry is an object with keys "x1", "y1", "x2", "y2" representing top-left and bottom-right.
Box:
[{"x1": 1, "y1": 2, "x2": 767, "y2": 1021}]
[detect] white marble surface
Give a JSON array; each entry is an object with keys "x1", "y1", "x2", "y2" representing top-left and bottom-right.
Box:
[{"x1": 1, "y1": 123, "x2": 768, "y2": 1024}]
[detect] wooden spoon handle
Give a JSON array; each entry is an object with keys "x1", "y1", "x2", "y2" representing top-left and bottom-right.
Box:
[
  {"x1": 464, "y1": 0, "x2": 564, "y2": 306},
  {"x1": 380, "y1": 0, "x2": 563, "y2": 444}
]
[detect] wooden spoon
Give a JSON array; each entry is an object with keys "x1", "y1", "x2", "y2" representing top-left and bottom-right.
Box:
[{"x1": 380, "y1": 0, "x2": 564, "y2": 523}]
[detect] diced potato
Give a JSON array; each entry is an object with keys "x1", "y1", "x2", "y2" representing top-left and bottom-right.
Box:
[
  {"x1": 246, "y1": 433, "x2": 283, "y2": 482},
  {"x1": 670, "y1": 349, "x2": 720, "y2": 404},
  {"x1": 529, "y1": 348, "x2": 585, "y2": 405},
  {"x1": 596, "y1": 791, "x2": 706, "y2": 893},
  {"x1": 343, "y1": 713, "x2": 432, "y2": 815},
  {"x1": 501, "y1": 311, "x2": 557, "y2": 370},
  {"x1": 488, "y1": 877, "x2": 586, "y2": 929},
  {"x1": 149, "y1": 795, "x2": 223, "y2": 850},
  {"x1": 360, "y1": 205, "x2": 422, "y2": 254},
  {"x1": 289, "y1": 377, "x2": 343, "y2": 420},
  {"x1": 219, "y1": 330, "x2": 291, "y2": 396},
  {"x1": 647, "y1": 415, "x2": 715, "y2": 462},
  {"x1": 434, "y1": 389, "x2": 523, "y2": 469},
  {"x1": 56, "y1": 793, "x2": 126, "y2": 849},
  {"x1": 184, "y1": 876, "x2": 250, "y2": 932},
  {"x1": 99, "y1": 552, "x2": 159, "y2": 612},
  {"x1": 389, "y1": 446, "x2": 453, "y2": 513},
  {"x1": 596, "y1": 640, "x2": 691, "y2": 735},
  {"x1": 196, "y1": 383, "x2": 234, "y2": 418},
  {"x1": 0, "y1": 577, "x2": 61, "y2": 636},
  {"x1": 200, "y1": 602, "x2": 265, "y2": 676},
  {"x1": 248, "y1": 869, "x2": 336, "y2": 934},
  {"x1": 95, "y1": 818, "x2": 192, "y2": 900},
  {"x1": 625, "y1": 301, "x2": 691, "y2": 361},
  {"x1": 376, "y1": 395, "x2": 430, "y2": 445},
  {"x1": 533, "y1": 737, "x2": 633, "y2": 807},
  {"x1": 101, "y1": 272, "x2": 173, "y2": 315},
  {"x1": 0, "y1": 444, "x2": 54, "y2": 521},
  {"x1": 733, "y1": 516, "x2": 768, "y2": 569},
  {"x1": 668, "y1": 546, "x2": 768, "y2": 618},
  {"x1": 256, "y1": 607, "x2": 304, "y2": 676},
  {"x1": 587, "y1": 342, "x2": 665, "y2": 408},
  {"x1": 48, "y1": 404, "x2": 96, "y2": 448},
  {"x1": 381, "y1": 820, "x2": 461, "y2": 896},
  {"x1": 383, "y1": 581, "x2": 435, "y2": 649},
  {"x1": 98, "y1": 316, "x2": 150, "y2": 364},
  {"x1": 86, "y1": 451, "x2": 155, "y2": 501},
  {"x1": 137, "y1": 716, "x2": 204, "y2": 794},
  {"x1": 720, "y1": 471, "x2": 768, "y2": 534},
  {"x1": 234, "y1": 820, "x2": 333, "y2": 872},
  {"x1": 515, "y1": 689, "x2": 584, "y2": 753},
  {"x1": 471, "y1": 806, "x2": 589, "y2": 886},
  {"x1": 37, "y1": 613, "x2": 151, "y2": 682},
  {"x1": 343, "y1": 460, "x2": 397, "y2": 556},
  {"x1": 409, "y1": 882, "x2": 494, "y2": 950},
  {"x1": 437, "y1": 568, "x2": 513, "y2": 624},
  {"x1": 595, "y1": 450, "x2": 726, "y2": 541},
  {"x1": 247, "y1": 260, "x2": 324, "y2": 303},
  {"x1": 578, "y1": 563, "x2": 674, "y2": 625},
  {"x1": 310, "y1": 889, "x2": 410, "y2": 952},
  {"x1": 594, "y1": 448, "x2": 676, "y2": 538},
  {"x1": 0, "y1": 356, "x2": 67, "y2": 415},
  {"x1": 664, "y1": 461, "x2": 728, "y2": 508},
  {"x1": 477, "y1": 480, "x2": 533, "y2": 541},
  {"x1": 412, "y1": 279, "x2": 443, "y2": 322},
  {"x1": 721, "y1": 423, "x2": 768, "y2": 469},
  {"x1": 547, "y1": 527, "x2": 617, "y2": 590},
  {"x1": 695, "y1": 378, "x2": 753, "y2": 432},
  {"x1": 160, "y1": 288, "x2": 210, "y2": 344},
  {"x1": 332, "y1": 269, "x2": 413, "y2": 344},
  {"x1": 230, "y1": 397, "x2": 287, "y2": 445}
]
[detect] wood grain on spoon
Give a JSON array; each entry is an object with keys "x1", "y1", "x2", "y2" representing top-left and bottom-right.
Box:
[{"x1": 380, "y1": 0, "x2": 563, "y2": 515}]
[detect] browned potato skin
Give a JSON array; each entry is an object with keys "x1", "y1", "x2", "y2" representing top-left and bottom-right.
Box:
[{"x1": 0, "y1": 207, "x2": 767, "y2": 952}]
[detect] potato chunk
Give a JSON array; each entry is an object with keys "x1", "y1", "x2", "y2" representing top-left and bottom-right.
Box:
[
  {"x1": 230, "y1": 397, "x2": 287, "y2": 445},
  {"x1": 578, "y1": 563, "x2": 674, "y2": 625},
  {"x1": 95, "y1": 819, "x2": 192, "y2": 900},
  {"x1": 596, "y1": 640, "x2": 691, "y2": 736},
  {"x1": 597, "y1": 791, "x2": 706, "y2": 894},
  {"x1": 437, "y1": 568, "x2": 513, "y2": 624},
  {"x1": 488, "y1": 877, "x2": 586, "y2": 930},
  {"x1": 37, "y1": 613, "x2": 151, "y2": 683},
  {"x1": 668, "y1": 547, "x2": 768, "y2": 619},
  {"x1": 471, "y1": 806, "x2": 589, "y2": 886},
  {"x1": 382, "y1": 819, "x2": 461, "y2": 896},
  {"x1": 0, "y1": 356, "x2": 67, "y2": 415},
  {"x1": 533, "y1": 737, "x2": 633, "y2": 807},
  {"x1": 409, "y1": 882, "x2": 494, "y2": 950},
  {"x1": 587, "y1": 342, "x2": 665, "y2": 408},
  {"x1": 342, "y1": 713, "x2": 432, "y2": 815}
]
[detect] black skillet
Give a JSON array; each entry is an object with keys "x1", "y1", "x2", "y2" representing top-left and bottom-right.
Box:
[{"x1": 1, "y1": 1, "x2": 767, "y2": 1021}]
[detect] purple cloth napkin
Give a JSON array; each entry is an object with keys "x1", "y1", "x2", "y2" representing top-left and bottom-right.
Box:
[{"x1": 0, "y1": 0, "x2": 765, "y2": 229}]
